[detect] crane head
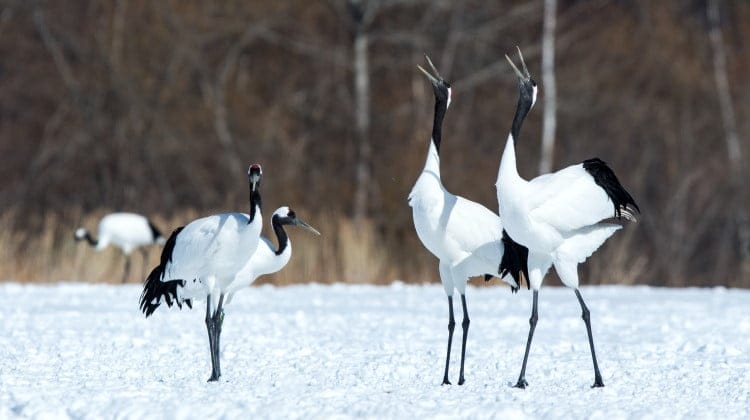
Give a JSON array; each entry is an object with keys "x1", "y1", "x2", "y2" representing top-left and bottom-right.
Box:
[
  {"x1": 417, "y1": 54, "x2": 452, "y2": 109},
  {"x1": 247, "y1": 164, "x2": 263, "y2": 190},
  {"x1": 274, "y1": 206, "x2": 321, "y2": 236},
  {"x1": 74, "y1": 228, "x2": 87, "y2": 240},
  {"x1": 505, "y1": 46, "x2": 537, "y2": 110}
]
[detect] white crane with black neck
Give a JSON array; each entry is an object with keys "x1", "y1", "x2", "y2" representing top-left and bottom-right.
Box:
[
  {"x1": 75, "y1": 212, "x2": 166, "y2": 282},
  {"x1": 496, "y1": 47, "x2": 640, "y2": 389},
  {"x1": 139, "y1": 164, "x2": 265, "y2": 382},
  {"x1": 224, "y1": 206, "x2": 320, "y2": 304},
  {"x1": 409, "y1": 55, "x2": 528, "y2": 386}
]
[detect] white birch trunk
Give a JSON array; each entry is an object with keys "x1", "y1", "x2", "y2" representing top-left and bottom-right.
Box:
[
  {"x1": 539, "y1": 0, "x2": 557, "y2": 175},
  {"x1": 353, "y1": 25, "x2": 371, "y2": 223}
]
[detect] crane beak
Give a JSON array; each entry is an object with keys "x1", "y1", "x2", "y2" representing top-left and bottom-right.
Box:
[
  {"x1": 294, "y1": 218, "x2": 321, "y2": 236},
  {"x1": 417, "y1": 54, "x2": 443, "y2": 86},
  {"x1": 505, "y1": 46, "x2": 531, "y2": 81}
]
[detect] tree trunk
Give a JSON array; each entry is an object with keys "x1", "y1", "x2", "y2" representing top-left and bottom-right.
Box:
[
  {"x1": 539, "y1": 0, "x2": 557, "y2": 175},
  {"x1": 352, "y1": 10, "x2": 371, "y2": 223},
  {"x1": 707, "y1": 0, "x2": 749, "y2": 280}
]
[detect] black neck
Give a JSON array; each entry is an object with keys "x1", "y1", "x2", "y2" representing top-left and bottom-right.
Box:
[
  {"x1": 82, "y1": 232, "x2": 98, "y2": 247},
  {"x1": 511, "y1": 90, "x2": 531, "y2": 145},
  {"x1": 431, "y1": 99, "x2": 447, "y2": 154},
  {"x1": 248, "y1": 185, "x2": 261, "y2": 224},
  {"x1": 272, "y1": 217, "x2": 289, "y2": 256}
]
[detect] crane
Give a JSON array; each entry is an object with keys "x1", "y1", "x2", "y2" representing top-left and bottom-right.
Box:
[
  {"x1": 139, "y1": 164, "x2": 265, "y2": 382},
  {"x1": 75, "y1": 212, "x2": 165, "y2": 282},
  {"x1": 409, "y1": 55, "x2": 527, "y2": 386},
  {"x1": 496, "y1": 47, "x2": 639, "y2": 388}
]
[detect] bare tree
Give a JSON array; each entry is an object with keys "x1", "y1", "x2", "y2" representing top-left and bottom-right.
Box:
[
  {"x1": 350, "y1": 0, "x2": 371, "y2": 223},
  {"x1": 539, "y1": 0, "x2": 557, "y2": 174},
  {"x1": 707, "y1": 0, "x2": 749, "y2": 277}
]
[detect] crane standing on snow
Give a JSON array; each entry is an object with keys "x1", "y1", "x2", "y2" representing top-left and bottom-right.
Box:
[
  {"x1": 75, "y1": 212, "x2": 166, "y2": 283},
  {"x1": 408, "y1": 55, "x2": 528, "y2": 386},
  {"x1": 139, "y1": 164, "x2": 265, "y2": 382},
  {"x1": 495, "y1": 47, "x2": 639, "y2": 388},
  {"x1": 224, "y1": 206, "x2": 320, "y2": 305}
]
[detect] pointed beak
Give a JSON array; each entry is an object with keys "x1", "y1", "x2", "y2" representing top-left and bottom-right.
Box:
[
  {"x1": 294, "y1": 218, "x2": 321, "y2": 236},
  {"x1": 505, "y1": 46, "x2": 531, "y2": 81},
  {"x1": 417, "y1": 54, "x2": 443, "y2": 86}
]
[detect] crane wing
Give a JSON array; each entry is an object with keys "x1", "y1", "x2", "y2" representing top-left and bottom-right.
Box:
[
  {"x1": 447, "y1": 196, "x2": 504, "y2": 259},
  {"x1": 527, "y1": 163, "x2": 620, "y2": 234},
  {"x1": 164, "y1": 213, "x2": 253, "y2": 282}
]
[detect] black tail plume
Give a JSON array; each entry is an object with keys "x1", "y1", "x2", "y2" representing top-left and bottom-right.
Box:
[
  {"x1": 139, "y1": 266, "x2": 185, "y2": 317},
  {"x1": 139, "y1": 226, "x2": 187, "y2": 317},
  {"x1": 499, "y1": 230, "x2": 529, "y2": 293},
  {"x1": 583, "y1": 158, "x2": 640, "y2": 219},
  {"x1": 147, "y1": 219, "x2": 164, "y2": 243}
]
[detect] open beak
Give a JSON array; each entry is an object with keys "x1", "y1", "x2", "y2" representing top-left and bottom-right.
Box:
[
  {"x1": 294, "y1": 218, "x2": 321, "y2": 236},
  {"x1": 417, "y1": 54, "x2": 442, "y2": 86},
  {"x1": 505, "y1": 46, "x2": 531, "y2": 81}
]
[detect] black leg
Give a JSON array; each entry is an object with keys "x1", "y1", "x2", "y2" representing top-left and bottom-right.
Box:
[
  {"x1": 205, "y1": 296, "x2": 220, "y2": 382},
  {"x1": 140, "y1": 248, "x2": 149, "y2": 280},
  {"x1": 458, "y1": 294, "x2": 470, "y2": 385},
  {"x1": 514, "y1": 290, "x2": 538, "y2": 389},
  {"x1": 212, "y1": 294, "x2": 225, "y2": 380},
  {"x1": 442, "y1": 296, "x2": 456, "y2": 385},
  {"x1": 575, "y1": 289, "x2": 604, "y2": 388},
  {"x1": 122, "y1": 254, "x2": 131, "y2": 283}
]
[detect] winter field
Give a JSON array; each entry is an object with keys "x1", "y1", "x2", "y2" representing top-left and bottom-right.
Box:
[{"x1": 1, "y1": 282, "x2": 748, "y2": 419}]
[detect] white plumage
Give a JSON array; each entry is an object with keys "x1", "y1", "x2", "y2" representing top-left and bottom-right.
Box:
[
  {"x1": 409, "y1": 55, "x2": 527, "y2": 386},
  {"x1": 165, "y1": 212, "x2": 262, "y2": 301},
  {"x1": 140, "y1": 163, "x2": 264, "y2": 382},
  {"x1": 495, "y1": 48, "x2": 639, "y2": 388},
  {"x1": 75, "y1": 212, "x2": 165, "y2": 282},
  {"x1": 225, "y1": 206, "x2": 320, "y2": 304}
]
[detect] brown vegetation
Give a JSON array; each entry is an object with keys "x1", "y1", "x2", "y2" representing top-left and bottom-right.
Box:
[{"x1": 0, "y1": 1, "x2": 748, "y2": 287}]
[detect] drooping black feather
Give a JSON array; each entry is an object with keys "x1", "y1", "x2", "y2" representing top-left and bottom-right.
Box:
[
  {"x1": 582, "y1": 158, "x2": 640, "y2": 219},
  {"x1": 159, "y1": 226, "x2": 184, "y2": 266},
  {"x1": 499, "y1": 230, "x2": 529, "y2": 293},
  {"x1": 147, "y1": 219, "x2": 163, "y2": 242},
  {"x1": 139, "y1": 226, "x2": 185, "y2": 317},
  {"x1": 139, "y1": 267, "x2": 185, "y2": 317}
]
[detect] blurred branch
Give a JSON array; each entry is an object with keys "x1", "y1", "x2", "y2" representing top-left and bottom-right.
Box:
[
  {"x1": 33, "y1": 8, "x2": 80, "y2": 102},
  {"x1": 707, "y1": 0, "x2": 741, "y2": 169}
]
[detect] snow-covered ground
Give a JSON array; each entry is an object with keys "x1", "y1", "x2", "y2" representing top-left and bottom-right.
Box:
[{"x1": 1, "y1": 283, "x2": 748, "y2": 419}]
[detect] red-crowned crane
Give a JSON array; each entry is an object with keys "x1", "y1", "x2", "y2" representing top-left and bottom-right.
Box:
[
  {"x1": 139, "y1": 164, "x2": 264, "y2": 382},
  {"x1": 409, "y1": 55, "x2": 528, "y2": 386},
  {"x1": 225, "y1": 206, "x2": 320, "y2": 304},
  {"x1": 496, "y1": 48, "x2": 639, "y2": 388},
  {"x1": 75, "y1": 212, "x2": 166, "y2": 282}
]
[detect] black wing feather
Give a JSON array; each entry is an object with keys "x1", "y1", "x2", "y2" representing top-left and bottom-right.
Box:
[
  {"x1": 582, "y1": 158, "x2": 640, "y2": 219},
  {"x1": 499, "y1": 230, "x2": 529, "y2": 293},
  {"x1": 138, "y1": 226, "x2": 186, "y2": 317}
]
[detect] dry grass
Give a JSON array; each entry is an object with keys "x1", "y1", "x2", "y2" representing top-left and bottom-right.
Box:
[
  {"x1": 0, "y1": 208, "x2": 651, "y2": 288},
  {"x1": 0, "y1": 209, "x2": 422, "y2": 285}
]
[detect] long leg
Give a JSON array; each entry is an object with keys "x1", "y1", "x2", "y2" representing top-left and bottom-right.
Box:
[
  {"x1": 442, "y1": 296, "x2": 456, "y2": 385},
  {"x1": 140, "y1": 248, "x2": 149, "y2": 280},
  {"x1": 457, "y1": 294, "x2": 470, "y2": 385},
  {"x1": 514, "y1": 290, "x2": 538, "y2": 388},
  {"x1": 211, "y1": 294, "x2": 225, "y2": 380},
  {"x1": 575, "y1": 289, "x2": 604, "y2": 388},
  {"x1": 205, "y1": 296, "x2": 220, "y2": 382},
  {"x1": 122, "y1": 254, "x2": 131, "y2": 283}
]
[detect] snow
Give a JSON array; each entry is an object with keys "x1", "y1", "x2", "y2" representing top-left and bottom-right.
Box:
[{"x1": 1, "y1": 283, "x2": 748, "y2": 419}]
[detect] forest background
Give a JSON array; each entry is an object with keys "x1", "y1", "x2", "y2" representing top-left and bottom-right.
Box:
[{"x1": 0, "y1": 0, "x2": 747, "y2": 287}]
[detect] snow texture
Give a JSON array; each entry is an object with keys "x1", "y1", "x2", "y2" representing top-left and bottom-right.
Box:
[{"x1": 1, "y1": 283, "x2": 748, "y2": 419}]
